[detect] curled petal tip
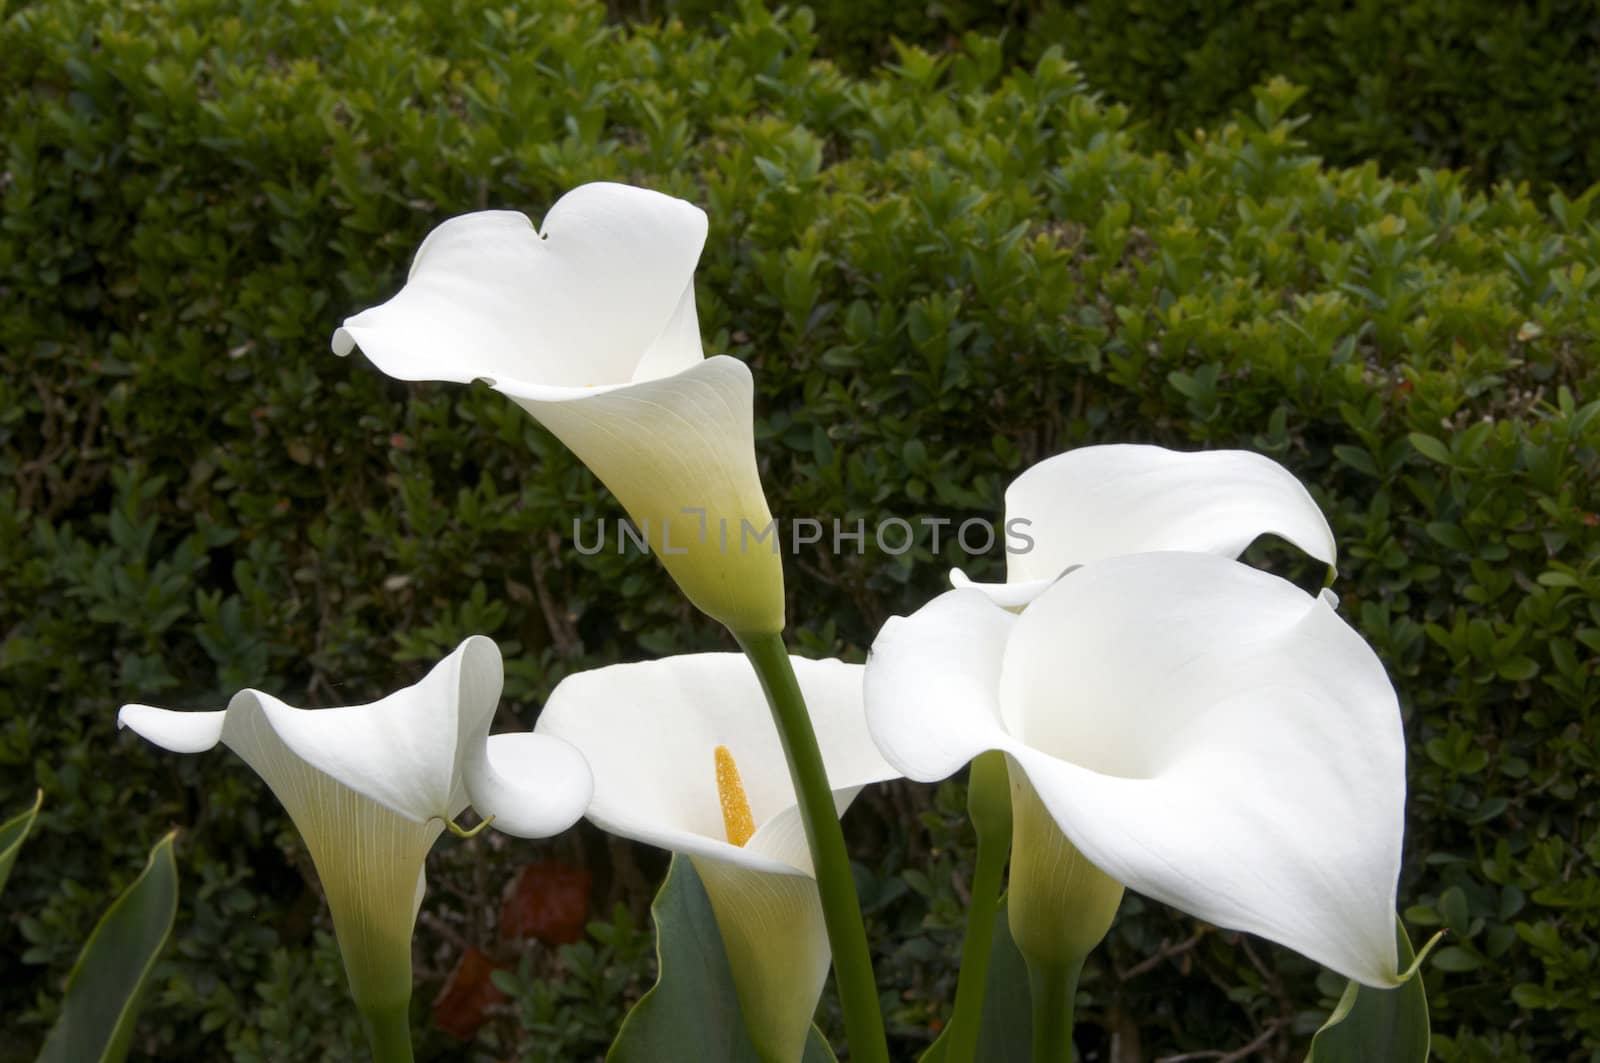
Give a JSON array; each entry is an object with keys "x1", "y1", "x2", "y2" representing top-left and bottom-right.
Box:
[
  {"x1": 330, "y1": 326, "x2": 355, "y2": 356},
  {"x1": 944, "y1": 569, "x2": 1054, "y2": 610},
  {"x1": 117, "y1": 703, "x2": 227, "y2": 754},
  {"x1": 467, "y1": 732, "x2": 593, "y2": 839}
]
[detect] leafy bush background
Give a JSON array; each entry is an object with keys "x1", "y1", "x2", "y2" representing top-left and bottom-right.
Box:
[
  {"x1": 2, "y1": 0, "x2": 1597, "y2": 1060},
  {"x1": 652, "y1": 0, "x2": 1600, "y2": 192}
]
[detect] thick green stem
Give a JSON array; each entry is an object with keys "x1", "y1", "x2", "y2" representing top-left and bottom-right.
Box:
[
  {"x1": 1026, "y1": 957, "x2": 1081, "y2": 1063},
  {"x1": 735, "y1": 631, "x2": 890, "y2": 1063},
  {"x1": 942, "y1": 752, "x2": 1013, "y2": 1063},
  {"x1": 357, "y1": 1000, "x2": 414, "y2": 1063}
]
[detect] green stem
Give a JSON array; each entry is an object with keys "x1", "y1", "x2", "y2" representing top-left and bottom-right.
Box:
[
  {"x1": 357, "y1": 1000, "x2": 414, "y2": 1063},
  {"x1": 1025, "y1": 957, "x2": 1081, "y2": 1063},
  {"x1": 736, "y1": 631, "x2": 890, "y2": 1063},
  {"x1": 942, "y1": 752, "x2": 1012, "y2": 1063}
]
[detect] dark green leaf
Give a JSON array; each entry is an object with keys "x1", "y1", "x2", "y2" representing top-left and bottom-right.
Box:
[
  {"x1": 608, "y1": 855, "x2": 835, "y2": 1063},
  {"x1": 37, "y1": 831, "x2": 180, "y2": 1063},
  {"x1": 920, "y1": 897, "x2": 1031, "y2": 1063},
  {"x1": 0, "y1": 790, "x2": 42, "y2": 899},
  {"x1": 1408, "y1": 433, "x2": 1453, "y2": 465},
  {"x1": 1429, "y1": 946, "x2": 1481, "y2": 972}
]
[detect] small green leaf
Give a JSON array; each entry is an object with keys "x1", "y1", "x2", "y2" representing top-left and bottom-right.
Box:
[
  {"x1": 608, "y1": 855, "x2": 835, "y2": 1063},
  {"x1": 1429, "y1": 946, "x2": 1481, "y2": 972},
  {"x1": 920, "y1": 896, "x2": 1031, "y2": 1063},
  {"x1": 1408, "y1": 433, "x2": 1453, "y2": 465},
  {"x1": 37, "y1": 831, "x2": 180, "y2": 1063},
  {"x1": 1331, "y1": 445, "x2": 1378, "y2": 477},
  {"x1": 1423, "y1": 521, "x2": 1472, "y2": 552},
  {"x1": 1306, "y1": 917, "x2": 1432, "y2": 1062},
  {"x1": 0, "y1": 789, "x2": 43, "y2": 898},
  {"x1": 1495, "y1": 656, "x2": 1539, "y2": 681}
]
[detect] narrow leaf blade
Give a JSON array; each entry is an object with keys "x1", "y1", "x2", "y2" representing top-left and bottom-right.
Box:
[
  {"x1": 0, "y1": 790, "x2": 43, "y2": 898},
  {"x1": 37, "y1": 831, "x2": 180, "y2": 1063},
  {"x1": 920, "y1": 896, "x2": 1031, "y2": 1063},
  {"x1": 607, "y1": 855, "x2": 834, "y2": 1063}
]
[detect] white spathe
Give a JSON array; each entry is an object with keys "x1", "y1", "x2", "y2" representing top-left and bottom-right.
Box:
[
  {"x1": 866, "y1": 552, "x2": 1406, "y2": 987},
  {"x1": 117, "y1": 637, "x2": 591, "y2": 1006},
  {"x1": 332, "y1": 183, "x2": 784, "y2": 635},
  {"x1": 951, "y1": 444, "x2": 1338, "y2": 607},
  {"x1": 529, "y1": 653, "x2": 898, "y2": 1062}
]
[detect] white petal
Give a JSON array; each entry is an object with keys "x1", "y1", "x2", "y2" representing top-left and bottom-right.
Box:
[
  {"x1": 535, "y1": 653, "x2": 895, "y2": 877},
  {"x1": 118, "y1": 705, "x2": 225, "y2": 753},
  {"x1": 498, "y1": 357, "x2": 784, "y2": 634},
  {"x1": 466, "y1": 732, "x2": 593, "y2": 839},
  {"x1": 122, "y1": 690, "x2": 445, "y2": 1005},
  {"x1": 1000, "y1": 552, "x2": 1404, "y2": 985},
  {"x1": 692, "y1": 855, "x2": 830, "y2": 1063},
  {"x1": 113, "y1": 648, "x2": 529, "y2": 1005},
  {"x1": 742, "y1": 786, "x2": 864, "y2": 877},
  {"x1": 332, "y1": 182, "x2": 707, "y2": 388},
  {"x1": 257, "y1": 637, "x2": 502, "y2": 825},
  {"x1": 1004, "y1": 444, "x2": 1337, "y2": 583},
  {"x1": 947, "y1": 568, "x2": 1057, "y2": 609},
  {"x1": 630, "y1": 282, "x2": 704, "y2": 383},
  {"x1": 448, "y1": 636, "x2": 512, "y2": 799},
  {"x1": 864, "y1": 589, "x2": 1017, "y2": 782},
  {"x1": 593, "y1": 804, "x2": 804, "y2": 876}
]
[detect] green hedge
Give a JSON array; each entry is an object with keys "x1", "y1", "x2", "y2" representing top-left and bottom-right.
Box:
[
  {"x1": 2, "y1": 1, "x2": 1597, "y2": 1060},
  {"x1": 645, "y1": 0, "x2": 1600, "y2": 191},
  {"x1": 1030, "y1": 0, "x2": 1600, "y2": 193}
]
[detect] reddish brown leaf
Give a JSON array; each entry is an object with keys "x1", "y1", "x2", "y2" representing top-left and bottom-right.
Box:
[
  {"x1": 500, "y1": 861, "x2": 592, "y2": 946},
  {"x1": 432, "y1": 947, "x2": 505, "y2": 1041}
]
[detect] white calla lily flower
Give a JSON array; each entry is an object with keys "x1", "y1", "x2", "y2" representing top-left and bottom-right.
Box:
[
  {"x1": 867, "y1": 553, "x2": 1406, "y2": 987},
  {"x1": 332, "y1": 183, "x2": 785, "y2": 635},
  {"x1": 117, "y1": 637, "x2": 591, "y2": 1012},
  {"x1": 526, "y1": 653, "x2": 898, "y2": 1062},
  {"x1": 952, "y1": 444, "x2": 1337, "y2": 607}
]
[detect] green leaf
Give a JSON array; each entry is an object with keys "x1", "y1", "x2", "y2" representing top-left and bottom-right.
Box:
[
  {"x1": 1306, "y1": 917, "x2": 1432, "y2": 1063},
  {"x1": 1331, "y1": 445, "x2": 1378, "y2": 477},
  {"x1": 1495, "y1": 656, "x2": 1539, "y2": 682},
  {"x1": 1408, "y1": 433, "x2": 1453, "y2": 465},
  {"x1": 608, "y1": 855, "x2": 835, "y2": 1063},
  {"x1": 0, "y1": 789, "x2": 42, "y2": 898},
  {"x1": 37, "y1": 831, "x2": 180, "y2": 1063},
  {"x1": 920, "y1": 897, "x2": 1031, "y2": 1063},
  {"x1": 1429, "y1": 946, "x2": 1481, "y2": 972}
]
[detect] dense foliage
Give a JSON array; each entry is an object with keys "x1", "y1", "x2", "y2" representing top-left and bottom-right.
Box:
[
  {"x1": 2, "y1": 0, "x2": 1596, "y2": 1060},
  {"x1": 644, "y1": 0, "x2": 1600, "y2": 192}
]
